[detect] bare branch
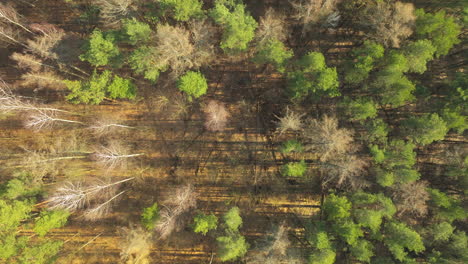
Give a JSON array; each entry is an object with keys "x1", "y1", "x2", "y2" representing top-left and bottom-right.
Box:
[
  {"x1": 321, "y1": 155, "x2": 368, "y2": 189},
  {"x1": 88, "y1": 119, "x2": 134, "y2": 136},
  {"x1": 95, "y1": 0, "x2": 134, "y2": 26},
  {"x1": 27, "y1": 23, "x2": 65, "y2": 59},
  {"x1": 0, "y1": 3, "x2": 32, "y2": 33}
]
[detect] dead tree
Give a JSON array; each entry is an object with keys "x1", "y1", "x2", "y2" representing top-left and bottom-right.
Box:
[
  {"x1": 188, "y1": 19, "x2": 217, "y2": 68},
  {"x1": 95, "y1": 0, "x2": 134, "y2": 26},
  {"x1": 155, "y1": 24, "x2": 194, "y2": 77},
  {"x1": 119, "y1": 226, "x2": 152, "y2": 264},
  {"x1": 291, "y1": 0, "x2": 340, "y2": 33},
  {"x1": 357, "y1": 1, "x2": 416, "y2": 47},
  {"x1": 155, "y1": 184, "x2": 198, "y2": 239},
  {"x1": 392, "y1": 181, "x2": 430, "y2": 217},
  {"x1": 275, "y1": 107, "x2": 304, "y2": 135},
  {"x1": 27, "y1": 23, "x2": 65, "y2": 59},
  {"x1": 203, "y1": 100, "x2": 229, "y2": 132},
  {"x1": 0, "y1": 3, "x2": 32, "y2": 33},
  {"x1": 24, "y1": 110, "x2": 83, "y2": 131},
  {"x1": 48, "y1": 177, "x2": 134, "y2": 220},
  {"x1": 91, "y1": 143, "x2": 144, "y2": 170},
  {"x1": 257, "y1": 8, "x2": 289, "y2": 43},
  {"x1": 302, "y1": 115, "x2": 353, "y2": 162},
  {"x1": 321, "y1": 155, "x2": 368, "y2": 189},
  {"x1": 88, "y1": 118, "x2": 134, "y2": 136}
]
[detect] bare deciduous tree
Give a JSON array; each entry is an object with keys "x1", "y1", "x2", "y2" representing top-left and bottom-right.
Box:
[
  {"x1": 247, "y1": 223, "x2": 302, "y2": 264},
  {"x1": 119, "y1": 226, "x2": 152, "y2": 264},
  {"x1": 188, "y1": 19, "x2": 217, "y2": 68},
  {"x1": 24, "y1": 110, "x2": 83, "y2": 131},
  {"x1": 275, "y1": 107, "x2": 304, "y2": 135},
  {"x1": 95, "y1": 0, "x2": 134, "y2": 26},
  {"x1": 291, "y1": 0, "x2": 340, "y2": 33},
  {"x1": 257, "y1": 8, "x2": 289, "y2": 43},
  {"x1": 321, "y1": 155, "x2": 368, "y2": 189},
  {"x1": 358, "y1": 1, "x2": 416, "y2": 47},
  {"x1": 302, "y1": 115, "x2": 353, "y2": 161},
  {"x1": 27, "y1": 23, "x2": 65, "y2": 59},
  {"x1": 155, "y1": 24, "x2": 194, "y2": 76},
  {"x1": 91, "y1": 142, "x2": 144, "y2": 170},
  {"x1": 204, "y1": 100, "x2": 229, "y2": 131},
  {"x1": 48, "y1": 177, "x2": 134, "y2": 220},
  {"x1": 155, "y1": 184, "x2": 198, "y2": 239},
  {"x1": 392, "y1": 181, "x2": 430, "y2": 217}
]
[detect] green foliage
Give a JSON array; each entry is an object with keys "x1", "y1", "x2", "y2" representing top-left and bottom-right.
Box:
[
  {"x1": 129, "y1": 46, "x2": 162, "y2": 82},
  {"x1": 402, "y1": 40, "x2": 436, "y2": 74},
  {"x1": 65, "y1": 71, "x2": 136, "y2": 104},
  {"x1": 223, "y1": 206, "x2": 242, "y2": 231},
  {"x1": 33, "y1": 210, "x2": 70, "y2": 237},
  {"x1": 341, "y1": 97, "x2": 378, "y2": 121},
  {"x1": 402, "y1": 113, "x2": 448, "y2": 146},
  {"x1": 79, "y1": 29, "x2": 120, "y2": 67},
  {"x1": 192, "y1": 212, "x2": 218, "y2": 235},
  {"x1": 345, "y1": 41, "x2": 385, "y2": 84},
  {"x1": 428, "y1": 188, "x2": 467, "y2": 222},
  {"x1": 253, "y1": 38, "x2": 293, "y2": 72},
  {"x1": 18, "y1": 240, "x2": 63, "y2": 264},
  {"x1": 307, "y1": 221, "x2": 332, "y2": 250},
  {"x1": 0, "y1": 234, "x2": 26, "y2": 259},
  {"x1": 384, "y1": 140, "x2": 417, "y2": 169},
  {"x1": 352, "y1": 192, "x2": 396, "y2": 233},
  {"x1": 122, "y1": 18, "x2": 152, "y2": 45},
  {"x1": 210, "y1": 0, "x2": 257, "y2": 53},
  {"x1": 415, "y1": 9, "x2": 461, "y2": 57},
  {"x1": 441, "y1": 108, "x2": 467, "y2": 134},
  {"x1": 1, "y1": 175, "x2": 41, "y2": 200},
  {"x1": 65, "y1": 70, "x2": 110, "y2": 104},
  {"x1": 363, "y1": 118, "x2": 389, "y2": 144},
  {"x1": 107, "y1": 75, "x2": 136, "y2": 99},
  {"x1": 0, "y1": 200, "x2": 32, "y2": 233},
  {"x1": 177, "y1": 71, "x2": 208, "y2": 100},
  {"x1": 288, "y1": 52, "x2": 340, "y2": 99},
  {"x1": 430, "y1": 222, "x2": 455, "y2": 242},
  {"x1": 280, "y1": 160, "x2": 307, "y2": 177},
  {"x1": 332, "y1": 220, "x2": 363, "y2": 246},
  {"x1": 383, "y1": 221, "x2": 425, "y2": 261},
  {"x1": 323, "y1": 194, "x2": 351, "y2": 221},
  {"x1": 369, "y1": 145, "x2": 385, "y2": 164},
  {"x1": 141, "y1": 203, "x2": 160, "y2": 230},
  {"x1": 216, "y1": 231, "x2": 249, "y2": 262},
  {"x1": 308, "y1": 249, "x2": 336, "y2": 264},
  {"x1": 160, "y1": 0, "x2": 204, "y2": 21},
  {"x1": 280, "y1": 139, "x2": 304, "y2": 154},
  {"x1": 371, "y1": 69, "x2": 415, "y2": 107},
  {"x1": 350, "y1": 239, "x2": 374, "y2": 263},
  {"x1": 375, "y1": 168, "x2": 394, "y2": 187}
]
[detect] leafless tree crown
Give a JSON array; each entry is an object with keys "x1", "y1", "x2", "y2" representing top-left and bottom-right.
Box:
[
  {"x1": 392, "y1": 181, "x2": 430, "y2": 217},
  {"x1": 155, "y1": 184, "x2": 198, "y2": 239},
  {"x1": 257, "y1": 8, "x2": 289, "y2": 43},
  {"x1": 204, "y1": 100, "x2": 229, "y2": 132},
  {"x1": 302, "y1": 115, "x2": 354, "y2": 161},
  {"x1": 120, "y1": 226, "x2": 152, "y2": 264},
  {"x1": 92, "y1": 142, "x2": 144, "y2": 170},
  {"x1": 275, "y1": 107, "x2": 304, "y2": 135},
  {"x1": 95, "y1": 0, "x2": 134, "y2": 26},
  {"x1": 291, "y1": 0, "x2": 341, "y2": 33},
  {"x1": 359, "y1": 1, "x2": 416, "y2": 47},
  {"x1": 27, "y1": 23, "x2": 65, "y2": 59}
]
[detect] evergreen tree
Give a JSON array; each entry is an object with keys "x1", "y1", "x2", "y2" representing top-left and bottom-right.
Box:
[
  {"x1": 177, "y1": 71, "x2": 208, "y2": 101},
  {"x1": 192, "y1": 212, "x2": 218, "y2": 235},
  {"x1": 79, "y1": 29, "x2": 120, "y2": 67},
  {"x1": 402, "y1": 113, "x2": 448, "y2": 146}
]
